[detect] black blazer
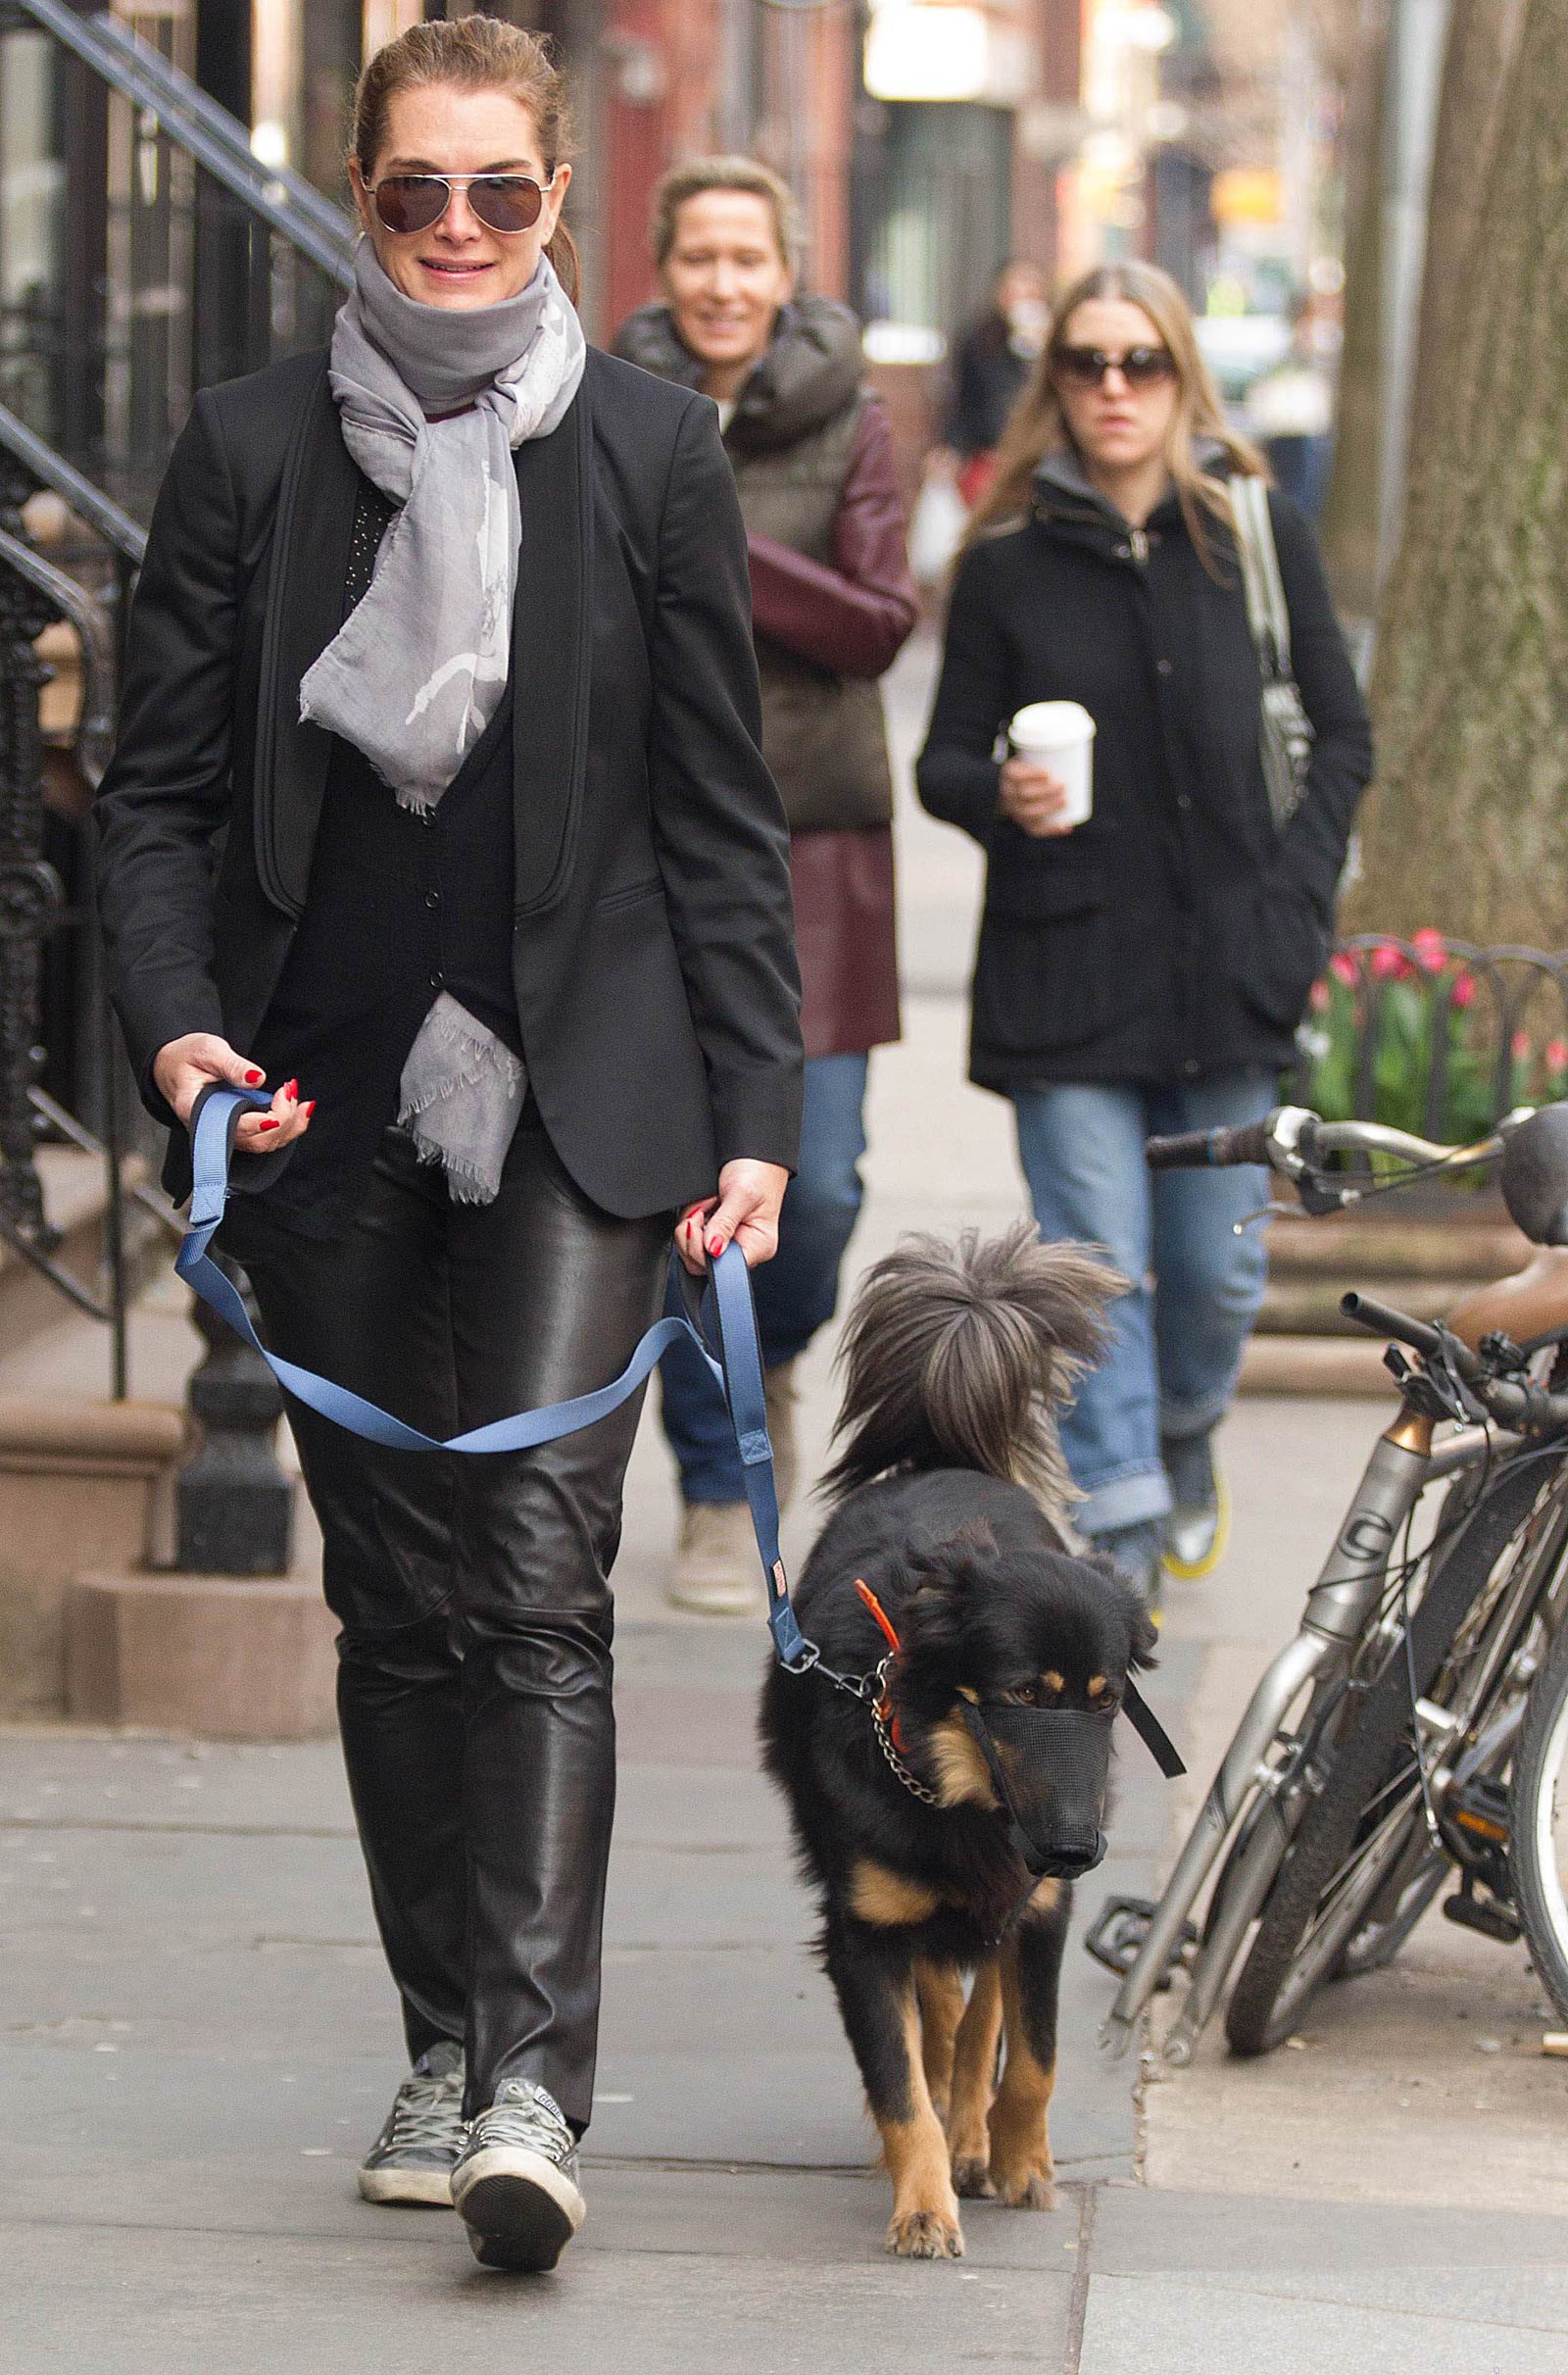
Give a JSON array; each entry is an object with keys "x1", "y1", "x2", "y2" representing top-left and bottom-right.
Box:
[{"x1": 94, "y1": 345, "x2": 804, "y2": 1219}]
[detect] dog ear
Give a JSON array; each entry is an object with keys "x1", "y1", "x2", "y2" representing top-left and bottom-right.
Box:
[
  {"x1": 1080, "y1": 1549, "x2": 1159, "y2": 1671},
  {"x1": 1129, "y1": 1600, "x2": 1159, "y2": 1671},
  {"x1": 944, "y1": 1515, "x2": 998, "y2": 1558}
]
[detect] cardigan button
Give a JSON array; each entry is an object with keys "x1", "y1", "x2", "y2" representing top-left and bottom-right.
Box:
[
  {"x1": 424, "y1": 889, "x2": 441, "y2": 909},
  {"x1": 1156, "y1": 658, "x2": 1173, "y2": 676},
  {"x1": 428, "y1": 970, "x2": 444, "y2": 989}
]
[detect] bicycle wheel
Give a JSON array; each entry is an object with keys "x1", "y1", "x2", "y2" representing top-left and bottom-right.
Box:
[
  {"x1": 1225, "y1": 1454, "x2": 1549, "y2": 2056},
  {"x1": 1508, "y1": 1611, "x2": 1568, "y2": 2022}
]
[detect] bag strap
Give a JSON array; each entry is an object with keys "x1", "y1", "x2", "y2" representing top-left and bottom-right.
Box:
[{"x1": 1230, "y1": 474, "x2": 1292, "y2": 682}]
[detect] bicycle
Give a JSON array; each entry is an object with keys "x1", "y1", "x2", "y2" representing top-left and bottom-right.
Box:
[{"x1": 1090, "y1": 1100, "x2": 1568, "y2": 2067}]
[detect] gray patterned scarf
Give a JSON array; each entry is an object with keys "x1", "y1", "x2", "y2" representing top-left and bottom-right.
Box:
[{"x1": 302, "y1": 242, "x2": 586, "y2": 1202}]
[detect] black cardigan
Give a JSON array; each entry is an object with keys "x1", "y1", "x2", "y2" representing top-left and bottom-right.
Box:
[
  {"x1": 94, "y1": 344, "x2": 804, "y2": 1222},
  {"x1": 915, "y1": 460, "x2": 1372, "y2": 1091}
]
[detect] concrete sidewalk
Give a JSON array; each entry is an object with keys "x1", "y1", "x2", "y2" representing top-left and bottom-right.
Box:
[{"x1": 3, "y1": 634, "x2": 1566, "y2": 2368}]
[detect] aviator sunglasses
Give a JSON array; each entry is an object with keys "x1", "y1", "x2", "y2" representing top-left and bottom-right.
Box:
[
  {"x1": 1052, "y1": 343, "x2": 1176, "y2": 390},
  {"x1": 367, "y1": 171, "x2": 556, "y2": 237}
]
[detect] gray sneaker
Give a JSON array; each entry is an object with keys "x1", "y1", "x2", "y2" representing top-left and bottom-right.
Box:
[
  {"x1": 358, "y1": 2040, "x2": 466, "y2": 2206},
  {"x1": 451, "y1": 2078, "x2": 585, "y2": 2272}
]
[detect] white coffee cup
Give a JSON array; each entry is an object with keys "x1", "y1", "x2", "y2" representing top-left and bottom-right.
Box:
[{"x1": 1008, "y1": 700, "x2": 1096, "y2": 828}]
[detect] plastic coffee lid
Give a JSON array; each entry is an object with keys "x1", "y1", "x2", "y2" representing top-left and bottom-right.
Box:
[{"x1": 1009, "y1": 699, "x2": 1096, "y2": 747}]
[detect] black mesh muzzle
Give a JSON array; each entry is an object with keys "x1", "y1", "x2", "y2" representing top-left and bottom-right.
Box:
[{"x1": 959, "y1": 1700, "x2": 1113, "y2": 1879}]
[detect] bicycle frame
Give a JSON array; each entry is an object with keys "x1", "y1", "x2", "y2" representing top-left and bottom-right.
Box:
[{"x1": 1100, "y1": 1407, "x2": 1497, "y2": 2065}]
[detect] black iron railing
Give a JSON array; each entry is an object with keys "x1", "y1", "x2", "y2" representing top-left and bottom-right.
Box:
[
  {"x1": 1293, "y1": 932, "x2": 1568, "y2": 1150},
  {"x1": 0, "y1": 1, "x2": 353, "y2": 521}
]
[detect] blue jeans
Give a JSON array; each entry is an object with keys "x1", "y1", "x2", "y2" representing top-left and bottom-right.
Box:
[
  {"x1": 660, "y1": 1053, "x2": 870, "y2": 1504},
  {"x1": 1011, "y1": 1068, "x2": 1274, "y2": 1538}
]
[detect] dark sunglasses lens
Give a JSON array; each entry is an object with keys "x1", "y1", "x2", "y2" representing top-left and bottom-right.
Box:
[
  {"x1": 466, "y1": 176, "x2": 544, "y2": 233},
  {"x1": 1054, "y1": 347, "x2": 1106, "y2": 387},
  {"x1": 1123, "y1": 347, "x2": 1174, "y2": 384},
  {"x1": 374, "y1": 176, "x2": 448, "y2": 234}
]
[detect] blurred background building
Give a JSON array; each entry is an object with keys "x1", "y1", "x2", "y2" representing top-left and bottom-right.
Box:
[{"x1": 0, "y1": 0, "x2": 1353, "y2": 517}]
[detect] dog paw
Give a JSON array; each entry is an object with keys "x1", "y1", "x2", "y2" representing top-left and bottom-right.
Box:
[
  {"x1": 952, "y1": 2153, "x2": 996, "y2": 2200},
  {"x1": 886, "y1": 2206, "x2": 965, "y2": 2259},
  {"x1": 991, "y1": 2165, "x2": 1056, "y2": 2211}
]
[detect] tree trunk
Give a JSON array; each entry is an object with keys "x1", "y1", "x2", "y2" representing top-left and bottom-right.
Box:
[
  {"x1": 1404, "y1": 0, "x2": 1525, "y2": 463},
  {"x1": 1346, "y1": 0, "x2": 1568, "y2": 950},
  {"x1": 1318, "y1": 4, "x2": 1387, "y2": 623}
]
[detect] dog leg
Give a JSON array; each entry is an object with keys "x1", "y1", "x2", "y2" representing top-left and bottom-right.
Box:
[
  {"x1": 947, "y1": 1959, "x2": 1002, "y2": 2198},
  {"x1": 989, "y1": 1905, "x2": 1064, "y2": 2210},
  {"x1": 823, "y1": 1919, "x2": 963, "y2": 2260},
  {"x1": 915, "y1": 1958, "x2": 965, "y2": 2124}
]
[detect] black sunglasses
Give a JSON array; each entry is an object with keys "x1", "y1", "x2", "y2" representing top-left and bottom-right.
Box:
[
  {"x1": 1052, "y1": 344, "x2": 1176, "y2": 390},
  {"x1": 368, "y1": 172, "x2": 555, "y2": 237}
]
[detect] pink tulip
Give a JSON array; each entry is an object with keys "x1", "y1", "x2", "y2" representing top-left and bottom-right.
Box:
[
  {"x1": 1369, "y1": 943, "x2": 1409, "y2": 982},
  {"x1": 1329, "y1": 952, "x2": 1358, "y2": 989},
  {"x1": 1548, "y1": 1039, "x2": 1568, "y2": 1074},
  {"x1": 1410, "y1": 926, "x2": 1447, "y2": 973},
  {"x1": 1513, "y1": 1029, "x2": 1532, "y2": 1064},
  {"x1": 1449, "y1": 970, "x2": 1477, "y2": 1010},
  {"x1": 1309, "y1": 979, "x2": 1330, "y2": 1014}
]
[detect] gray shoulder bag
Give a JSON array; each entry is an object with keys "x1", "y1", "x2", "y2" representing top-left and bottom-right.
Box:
[{"x1": 1231, "y1": 473, "x2": 1314, "y2": 833}]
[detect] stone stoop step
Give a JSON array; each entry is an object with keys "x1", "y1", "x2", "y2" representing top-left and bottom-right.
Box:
[{"x1": 1244, "y1": 1203, "x2": 1533, "y2": 1398}]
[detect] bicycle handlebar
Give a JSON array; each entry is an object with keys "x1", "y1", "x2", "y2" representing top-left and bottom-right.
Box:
[
  {"x1": 1146, "y1": 1106, "x2": 1516, "y2": 1179},
  {"x1": 1339, "y1": 1288, "x2": 1568, "y2": 1433},
  {"x1": 1145, "y1": 1119, "x2": 1277, "y2": 1171}
]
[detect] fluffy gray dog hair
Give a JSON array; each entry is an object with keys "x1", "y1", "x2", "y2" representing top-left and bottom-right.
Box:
[{"x1": 819, "y1": 1221, "x2": 1126, "y2": 1514}]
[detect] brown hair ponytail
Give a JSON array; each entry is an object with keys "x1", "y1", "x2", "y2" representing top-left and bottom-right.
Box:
[{"x1": 351, "y1": 16, "x2": 579, "y2": 308}]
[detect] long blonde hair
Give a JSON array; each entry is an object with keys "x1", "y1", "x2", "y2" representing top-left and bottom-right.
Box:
[
  {"x1": 963, "y1": 261, "x2": 1267, "y2": 566},
  {"x1": 351, "y1": 18, "x2": 580, "y2": 307}
]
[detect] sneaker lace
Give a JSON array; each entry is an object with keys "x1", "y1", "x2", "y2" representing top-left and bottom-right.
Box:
[
  {"x1": 473, "y1": 2082, "x2": 575, "y2": 2164},
  {"x1": 387, "y1": 2063, "x2": 465, "y2": 2152}
]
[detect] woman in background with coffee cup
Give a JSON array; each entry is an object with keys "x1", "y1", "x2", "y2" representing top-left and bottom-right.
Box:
[{"x1": 916, "y1": 261, "x2": 1371, "y2": 1609}]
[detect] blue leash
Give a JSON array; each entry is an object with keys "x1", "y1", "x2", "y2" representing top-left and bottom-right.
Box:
[
  {"x1": 176, "y1": 1085, "x2": 1183, "y2": 1774},
  {"x1": 177, "y1": 1084, "x2": 809, "y2": 1669}
]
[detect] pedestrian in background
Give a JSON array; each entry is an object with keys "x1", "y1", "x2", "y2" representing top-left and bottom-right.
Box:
[
  {"x1": 937, "y1": 257, "x2": 1050, "y2": 509},
  {"x1": 916, "y1": 261, "x2": 1371, "y2": 1608},
  {"x1": 615, "y1": 157, "x2": 918, "y2": 1613},
  {"x1": 94, "y1": 21, "x2": 801, "y2": 2269}
]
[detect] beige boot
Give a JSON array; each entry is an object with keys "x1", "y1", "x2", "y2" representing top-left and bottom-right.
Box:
[
  {"x1": 669, "y1": 1501, "x2": 757, "y2": 1614},
  {"x1": 763, "y1": 1358, "x2": 801, "y2": 1509}
]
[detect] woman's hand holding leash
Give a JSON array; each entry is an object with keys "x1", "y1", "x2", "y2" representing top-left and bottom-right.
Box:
[
  {"x1": 675, "y1": 1158, "x2": 789, "y2": 1276},
  {"x1": 153, "y1": 1033, "x2": 314, "y2": 1154},
  {"x1": 998, "y1": 757, "x2": 1074, "y2": 837}
]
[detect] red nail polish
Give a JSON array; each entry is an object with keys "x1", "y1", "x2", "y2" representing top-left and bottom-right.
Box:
[
  {"x1": 707, "y1": 1235, "x2": 724, "y2": 1258},
  {"x1": 245, "y1": 1068, "x2": 264, "y2": 1085},
  {"x1": 258, "y1": 1118, "x2": 280, "y2": 1132},
  {"x1": 283, "y1": 1078, "x2": 298, "y2": 1101},
  {"x1": 303, "y1": 1100, "x2": 317, "y2": 1118}
]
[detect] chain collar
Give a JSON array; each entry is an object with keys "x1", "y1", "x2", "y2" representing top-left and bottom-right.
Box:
[{"x1": 868, "y1": 1655, "x2": 942, "y2": 1806}]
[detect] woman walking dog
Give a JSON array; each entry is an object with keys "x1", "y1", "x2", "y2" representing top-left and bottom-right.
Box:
[
  {"x1": 94, "y1": 18, "x2": 801, "y2": 2273},
  {"x1": 917, "y1": 262, "x2": 1371, "y2": 1608}
]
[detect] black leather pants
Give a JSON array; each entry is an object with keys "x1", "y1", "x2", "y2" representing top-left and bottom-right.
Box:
[{"x1": 221, "y1": 1113, "x2": 670, "y2": 2127}]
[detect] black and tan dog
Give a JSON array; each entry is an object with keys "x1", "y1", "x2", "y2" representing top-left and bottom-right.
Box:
[{"x1": 760, "y1": 1225, "x2": 1154, "y2": 2259}]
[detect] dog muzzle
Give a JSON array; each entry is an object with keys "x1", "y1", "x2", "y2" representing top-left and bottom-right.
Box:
[{"x1": 958, "y1": 1700, "x2": 1113, "y2": 1880}]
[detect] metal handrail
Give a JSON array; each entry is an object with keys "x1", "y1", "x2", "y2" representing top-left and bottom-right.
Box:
[
  {"x1": 12, "y1": 0, "x2": 356, "y2": 289},
  {"x1": 0, "y1": 526, "x2": 117, "y2": 784},
  {"x1": 0, "y1": 397, "x2": 146, "y2": 568},
  {"x1": 88, "y1": 11, "x2": 357, "y2": 256}
]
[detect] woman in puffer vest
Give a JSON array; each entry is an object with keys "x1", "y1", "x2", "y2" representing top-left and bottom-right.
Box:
[{"x1": 614, "y1": 157, "x2": 918, "y2": 1611}]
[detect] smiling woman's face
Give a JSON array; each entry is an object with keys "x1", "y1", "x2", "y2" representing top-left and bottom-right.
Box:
[{"x1": 350, "y1": 81, "x2": 569, "y2": 310}]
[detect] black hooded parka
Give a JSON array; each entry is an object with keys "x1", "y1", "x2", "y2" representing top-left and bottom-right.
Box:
[{"x1": 915, "y1": 454, "x2": 1373, "y2": 1093}]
